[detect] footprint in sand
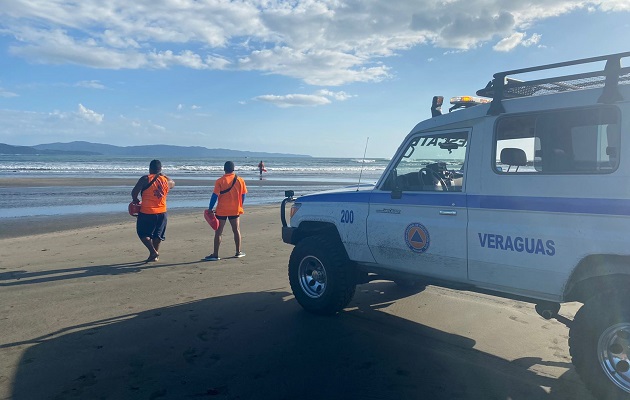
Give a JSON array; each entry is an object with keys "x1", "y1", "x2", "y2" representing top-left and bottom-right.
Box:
[{"x1": 509, "y1": 315, "x2": 529, "y2": 325}]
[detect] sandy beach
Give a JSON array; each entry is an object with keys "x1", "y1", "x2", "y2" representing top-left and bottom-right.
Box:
[
  {"x1": 0, "y1": 202, "x2": 595, "y2": 399},
  {"x1": 0, "y1": 204, "x2": 294, "y2": 399}
]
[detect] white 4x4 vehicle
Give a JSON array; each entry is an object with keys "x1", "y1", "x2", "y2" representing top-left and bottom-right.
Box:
[{"x1": 281, "y1": 52, "x2": 630, "y2": 400}]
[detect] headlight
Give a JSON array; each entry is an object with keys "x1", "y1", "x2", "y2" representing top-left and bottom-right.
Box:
[{"x1": 290, "y1": 203, "x2": 301, "y2": 219}]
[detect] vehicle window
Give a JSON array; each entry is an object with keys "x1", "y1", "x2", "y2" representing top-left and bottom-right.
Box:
[
  {"x1": 383, "y1": 131, "x2": 468, "y2": 192},
  {"x1": 495, "y1": 107, "x2": 620, "y2": 174}
]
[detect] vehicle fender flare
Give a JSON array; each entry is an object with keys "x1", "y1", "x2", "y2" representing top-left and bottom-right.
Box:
[
  {"x1": 563, "y1": 254, "x2": 630, "y2": 302},
  {"x1": 292, "y1": 221, "x2": 348, "y2": 257}
]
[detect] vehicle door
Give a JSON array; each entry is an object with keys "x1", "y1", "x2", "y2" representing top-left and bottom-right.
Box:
[
  {"x1": 467, "y1": 106, "x2": 622, "y2": 298},
  {"x1": 366, "y1": 129, "x2": 470, "y2": 281}
]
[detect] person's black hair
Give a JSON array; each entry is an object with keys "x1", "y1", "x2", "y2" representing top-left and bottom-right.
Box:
[
  {"x1": 149, "y1": 160, "x2": 162, "y2": 174},
  {"x1": 224, "y1": 161, "x2": 235, "y2": 173}
]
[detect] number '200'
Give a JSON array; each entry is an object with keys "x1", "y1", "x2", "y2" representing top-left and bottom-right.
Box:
[{"x1": 340, "y1": 210, "x2": 354, "y2": 224}]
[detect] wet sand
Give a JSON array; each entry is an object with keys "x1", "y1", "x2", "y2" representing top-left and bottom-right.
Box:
[{"x1": 0, "y1": 176, "x2": 343, "y2": 239}]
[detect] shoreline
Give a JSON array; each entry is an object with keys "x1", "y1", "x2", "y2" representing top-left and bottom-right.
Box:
[
  {"x1": 0, "y1": 176, "x2": 359, "y2": 188},
  {"x1": 0, "y1": 177, "x2": 357, "y2": 227}
]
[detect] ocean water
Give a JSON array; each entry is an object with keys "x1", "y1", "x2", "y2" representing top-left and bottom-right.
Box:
[{"x1": 0, "y1": 155, "x2": 389, "y2": 218}]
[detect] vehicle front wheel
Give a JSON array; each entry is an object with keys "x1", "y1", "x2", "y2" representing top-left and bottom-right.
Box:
[
  {"x1": 288, "y1": 235, "x2": 356, "y2": 315},
  {"x1": 570, "y1": 292, "x2": 630, "y2": 400}
]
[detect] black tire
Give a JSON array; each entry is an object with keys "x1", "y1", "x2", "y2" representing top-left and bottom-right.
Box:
[
  {"x1": 288, "y1": 235, "x2": 356, "y2": 315},
  {"x1": 569, "y1": 292, "x2": 630, "y2": 400}
]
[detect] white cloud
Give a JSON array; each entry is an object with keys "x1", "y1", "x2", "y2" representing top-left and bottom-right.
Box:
[
  {"x1": 75, "y1": 80, "x2": 106, "y2": 89},
  {"x1": 205, "y1": 54, "x2": 231, "y2": 70},
  {"x1": 314, "y1": 89, "x2": 354, "y2": 101},
  {"x1": 8, "y1": 28, "x2": 147, "y2": 69},
  {"x1": 255, "y1": 94, "x2": 331, "y2": 108},
  {"x1": 493, "y1": 32, "x2": 543, "y2": 52},
  {"x1": 0, "y1": 87, "x2": 18, "y2": 98},
  {"x1": 77, "y1": 103, "x2": 104, "y2": 123},
  {"x1": 148, "y1": 49, "x2": 208, "y2": 69},
  {"x1": 493, "y1": 32, "x2": 526, "y2": 52},
  {"x1": 255, "y1": 89, "x2": 354, "y2": 107},
  {"x1": 0, "y1": 1, "x2": 627, "y2": 85},
  {"x1": 597, "y1": 1, "x2": 630, "y2": 11},
  {"x1": 238, "y1": 46, "x2": 391, "y2": 85},
  {"x1": 523, "y1": 33, "x2": 542, "y2": 47},
  {"x1": 177, "y1": 104, "x2": 201, "y2": 111}
]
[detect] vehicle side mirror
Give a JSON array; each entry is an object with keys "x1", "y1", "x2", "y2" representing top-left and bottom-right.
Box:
[{"x1": 431, "y1": 96, "x2": 444, "y2": 117}]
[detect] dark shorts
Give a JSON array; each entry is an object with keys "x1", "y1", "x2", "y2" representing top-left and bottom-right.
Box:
[
  {"x1": 216, "y1": 215, "x2": 239, "y2": 221},
  {"x1": 136, "y1": 212, "x2": 167, "y2": 240}
]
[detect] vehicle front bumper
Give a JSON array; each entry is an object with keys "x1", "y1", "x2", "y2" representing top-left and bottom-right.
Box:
[
  {"x1": 280, "y1": 193, "x2": 296, "y2": 245},
  {"x1": 282, "y1": 226, "x2": 296, "y2": 245}
]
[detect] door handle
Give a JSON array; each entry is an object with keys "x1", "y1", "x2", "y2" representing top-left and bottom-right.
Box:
[{"x1": 439, "y1": 210, "x2": 457, "y2": 216}]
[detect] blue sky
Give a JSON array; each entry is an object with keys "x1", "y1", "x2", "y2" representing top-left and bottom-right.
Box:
[{"x1": 0, "y1": 1, "x2": 629, "y2": 158}]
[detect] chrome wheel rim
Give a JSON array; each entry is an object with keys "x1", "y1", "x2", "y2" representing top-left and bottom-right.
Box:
[
  {"x1": 598, "y1": 323, "x2": 630, "y2": 393},
  {"x1": 298, "y1": 255, "x2": 327, "y2": 299}
]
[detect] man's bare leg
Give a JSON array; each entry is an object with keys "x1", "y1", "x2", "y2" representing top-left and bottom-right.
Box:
[
  {"x1": 212, "y1": 219, "x2": 228, "y2": 258},
  {"x1": 229, "y1": 217, "x2": 241, "y2": 253},
  {"x1": 152, "y1": 238, "x2": 161, "y2": 252},
  {"x1": 140, "y1": 236, "x2": 158, "y2": 261}
]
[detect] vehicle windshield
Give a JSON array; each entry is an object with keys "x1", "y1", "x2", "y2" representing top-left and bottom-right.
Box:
[{"x1": 383, "y1": 131, "x2": 468, "y2": 192}]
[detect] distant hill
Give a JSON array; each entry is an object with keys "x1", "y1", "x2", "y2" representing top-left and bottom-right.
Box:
[
  {"x1": 30, "y1": 141, "x2": 310, "y2": 158},
  {"x1": 0, "y1": 143, "x2": 99, "y2": 155}
]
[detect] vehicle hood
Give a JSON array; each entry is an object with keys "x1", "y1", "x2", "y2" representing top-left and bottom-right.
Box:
[{"x1": 296, "y1": 183, "x2": 375, "y2": 203}]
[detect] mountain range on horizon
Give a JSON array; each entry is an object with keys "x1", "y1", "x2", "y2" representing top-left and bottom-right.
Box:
[{"x1": 0, "y1": 141, "x2": 310, "y2": 158}]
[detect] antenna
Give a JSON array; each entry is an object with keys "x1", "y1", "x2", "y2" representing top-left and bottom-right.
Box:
[{"x1": 357, "y1": 137, "x2": 369, "y2": 191}]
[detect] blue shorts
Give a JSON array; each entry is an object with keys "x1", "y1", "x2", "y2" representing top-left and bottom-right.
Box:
[
  {"x1": 216, "y1": 215, "x2": 239, "y2": 221},
  {"x1": 136, "y1": 212, "x2": 167, "y2": 240}
]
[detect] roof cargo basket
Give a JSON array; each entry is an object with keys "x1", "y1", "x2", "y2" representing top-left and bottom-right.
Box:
[{"x1": 476, "y1": 51, "x2": 630, "y2": 115}]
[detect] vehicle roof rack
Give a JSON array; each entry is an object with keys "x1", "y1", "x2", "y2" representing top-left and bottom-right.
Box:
[{"x1": 476, "y1": 51, "x2": 630, "y2": 115}]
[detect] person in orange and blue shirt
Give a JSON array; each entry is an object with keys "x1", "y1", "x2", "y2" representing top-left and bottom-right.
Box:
[
  {"x1": 205, "y1": 161, "x2": 247, "y2": 261},
  {"x1": 131, "y1": 159, "x2": 175, "y2": 262}
]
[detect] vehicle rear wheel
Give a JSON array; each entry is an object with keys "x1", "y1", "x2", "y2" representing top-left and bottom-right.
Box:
[
  {"x1": 288, "y1": 235, "x2": 356, "y2": 315},
  {"x1": 570, "y1": 292, "x2": 630, "y2": 400}
]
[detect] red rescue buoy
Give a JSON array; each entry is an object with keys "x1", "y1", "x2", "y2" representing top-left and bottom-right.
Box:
[
  {"x1": 204, "y1": 209, "x2": 219, "y2": 230},
  {"x1": 128, "y1": 202, "x2": 141, "y2": 217}
]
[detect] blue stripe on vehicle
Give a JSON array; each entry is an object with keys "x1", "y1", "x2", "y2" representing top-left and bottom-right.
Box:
[
  {"x1": 297, "y1": 191, "x2": 630, "y2": 216},
  {"x1": 298, "y1": 192, "x2": 374, "y2": 203},
  {"x1": 468, "y1": 195, "x2": 630, "y2": 216},
  {"x1": 370, "y1": 192, "x2": 467, "y2": 207}
]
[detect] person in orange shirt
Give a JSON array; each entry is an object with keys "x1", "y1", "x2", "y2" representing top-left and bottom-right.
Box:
[
  {"x1": 205, "y1": 161, "x2": 247, "y2": 261},
  {"x1": 131, "y1": 160, "x2": 175, "y2": 262}
]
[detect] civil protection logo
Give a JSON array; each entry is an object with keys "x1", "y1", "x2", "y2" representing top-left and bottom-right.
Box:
[{"x1": 405, "y1": 223, "x2": 430, "y2": 253}]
